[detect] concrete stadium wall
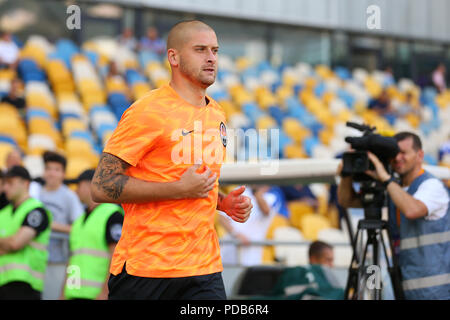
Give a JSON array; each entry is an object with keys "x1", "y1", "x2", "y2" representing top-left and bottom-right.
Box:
[{"x1": 100, "y1": 0, "x2": 450, "y2": 43}]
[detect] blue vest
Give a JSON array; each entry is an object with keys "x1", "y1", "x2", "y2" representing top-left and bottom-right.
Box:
[{"x1": 388, "y1": 170, "x2": 450, "y2": 300}]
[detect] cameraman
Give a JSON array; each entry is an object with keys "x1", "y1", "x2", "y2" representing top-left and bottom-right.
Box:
[{"x1": 337, "y1": 132, "x2": 449, "y2": 300}]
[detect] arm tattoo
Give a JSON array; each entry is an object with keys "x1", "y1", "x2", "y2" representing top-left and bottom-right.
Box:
[{"x1": 93, "y1": 153, "x2": 130, "y2": 200}]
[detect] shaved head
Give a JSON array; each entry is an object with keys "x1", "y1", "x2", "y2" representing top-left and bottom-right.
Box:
[{"x1": 167, "y1": 20, "x2": 215, "y2": 51}]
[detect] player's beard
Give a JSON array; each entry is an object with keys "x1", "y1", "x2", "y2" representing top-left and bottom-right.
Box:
[{"x1": 179, "y1": 56, "x2": 216, "y2": 88}]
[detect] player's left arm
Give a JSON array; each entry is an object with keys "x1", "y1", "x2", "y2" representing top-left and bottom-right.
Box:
[{"x1": 217, "y1": 186, "x2": 253, "y2": 223}]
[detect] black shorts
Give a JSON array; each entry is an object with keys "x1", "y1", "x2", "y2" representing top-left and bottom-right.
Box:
[{"x1": 108, "y1": 263, "x2": 227, "y2": 300}]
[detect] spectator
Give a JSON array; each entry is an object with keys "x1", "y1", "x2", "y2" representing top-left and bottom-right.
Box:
[
  {"x1": 0, "y1": 31, "x2": 19, "y2": 69},
  {"x1": 280, "y1": 185, "x2": 318, "y2": 209},
  {"x1": 0, "y1": 166, "x2": 52, "y2": 300},
  {"x1": 106, "y1": 60, "x2": 121, "y2": 79},
  {"x1": 432, "y1": 63, "x2": 447, "y2": 94},
  {"x1": 118, "y1": 28, "x2": 137, "y2": 51},
  {"x1": 139, "y1": 26, "x2": 165, "y2": 56},
  {"x1": 265, "y1": 186, "x2": 290, "y2": 219},
  {"x1": 368, "y1": 89, "x2": 393, "y2": 116},
  {"x1": 37, "y1": 151, "x2": 84, "y2": 300},
  {"x1": 1, "y1": 78, "x2": 25, "y2": 116},
  {"x1": 309, "y1": 240, "x2": 334, "y2": 268},
  {"x1": 397, "y1": 91, "x2": 421, "y2": 119},
  {"x1": 383, "y1": 66, "x2": 395, "y2": 87},
  {"x1": 3, "y1": 148, "x2": 44, "y2": 200},
  {"x1": 220, "y1": 185, "x2": 276, "y2": 266},
  {"x1": 4, "y1": 147, "x2": 23, "y2": 169},
  {"x1": 61, "y1": 169, "x2": 124, "y2": 300}
]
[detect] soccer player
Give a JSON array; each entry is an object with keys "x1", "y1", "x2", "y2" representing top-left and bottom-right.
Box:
[{"x1": 91, "y1": 20, "x2": 253, "y2": 300}]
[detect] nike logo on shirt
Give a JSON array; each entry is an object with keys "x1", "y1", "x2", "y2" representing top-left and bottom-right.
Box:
[{"x1": 182, "y1": 129, "x2": 194, "y2": 136}]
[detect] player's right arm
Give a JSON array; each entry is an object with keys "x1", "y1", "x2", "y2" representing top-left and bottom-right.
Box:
[{"x1": 91, "y1": 152, "x2": 217, "y2": 204}]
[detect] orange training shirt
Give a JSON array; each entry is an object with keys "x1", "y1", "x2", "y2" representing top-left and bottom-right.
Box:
[{"x1": 103, "y1": 84, "x2": 227, "y2": 278}]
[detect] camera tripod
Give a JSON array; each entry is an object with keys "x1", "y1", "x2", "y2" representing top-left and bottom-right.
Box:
[{"x1": 344, "y1": 181, "x2": 404, "y2": 300}]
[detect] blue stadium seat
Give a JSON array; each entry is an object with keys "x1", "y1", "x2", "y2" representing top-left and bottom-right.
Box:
[
  {"x1": 268, "y1": 106, "x2": 285, "y2": 126},
  {"x1": 26, "y1": 109, "x2": 51, "y2": 121},
  {"x1": 303, "y1": 136, "x2": 320, "y2": 157},
  {"x1": 334, "y1": 66, "x2": 351, "y2": 80},
  {"x1": 125, "y1": 69, "x2": 146, "y2": 85},
  {"x1": 0, "y1": 135, "x2": 17, "y2": 146}
]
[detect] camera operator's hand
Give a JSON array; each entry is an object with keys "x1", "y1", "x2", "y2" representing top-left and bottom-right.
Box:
[{"x1": 365, "y1": 152, "x2": 391, "y2": 182}]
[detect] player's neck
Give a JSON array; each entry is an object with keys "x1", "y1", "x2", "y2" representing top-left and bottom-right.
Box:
[{"x1": 169, "y1": 78, "x2": 208, "y2": 107}]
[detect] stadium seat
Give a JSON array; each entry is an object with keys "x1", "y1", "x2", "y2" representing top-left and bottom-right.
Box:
[
  {"x1": 299, "y1": 214, "x2": 332, "y2": 241},
  {"x1": 273, "y1": 227, "x2": 309, "y2": 266},
  {"x1": 317, "y1": 228, "x2": 353, "y2": 268}
]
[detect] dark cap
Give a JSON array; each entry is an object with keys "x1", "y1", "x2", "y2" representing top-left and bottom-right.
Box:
[
  {"x1": 4, "y1": 165, "x2": 31, "y2": 181},
  {"x1": 76, "y1": 169, "x2": 95, "y2": 183}
]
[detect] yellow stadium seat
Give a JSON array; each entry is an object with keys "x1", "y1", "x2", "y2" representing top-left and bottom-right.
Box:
[
  {"x1": 319, "y1": 129, "x2": 333, "y2": 146},
  {"x1": 337, "y1": 109, "x2": 353, "y2": 123},
  {"x1": 235, "y1": 57, "x2": 252, "y2": 72},
  {"x1": 283, "y1": 144, "x2": 305, "y2": 159},
  {"x1": 102, "y1": 131, "x2": 114, "y2": 146},
  {"x1": 288, "y1": 201, "x2": 315, "y2": 230},
  {"x1": 364, "y1": 77, "x2": 382, "y2": 98},
  {"x1": 62, "y1": 118, "x2": 87, "y2": 138},
  {"x1": 81, "y1": 92, "x2": 107, "y2": 111},
  {"x1": 106, "y1": 77, "x2": 128, "y2": 93},
  {"x1": 0, "y1": 118, "x2": 27, "y2": 151},
  {"x1": 26, "y1": 93, "x2": 57, "y2": 119},
  {"x1": 132, "y1": 82, "x2": 151, "y2": 100},
  {"x1": 155, "y1": 78, "x2": 169, "y2": 88},
  {"x1": 299, "y1": 213, "x2": 332, "y2": 241},
  {"x1": 315, "y1": 65, "x2": 334, "y2": 80},
  {"x1": 214, "y1": 211, "x2": 227, "y2": 239},
  {"x1": 406, "y1": 114, "x2": 420, "y2": 128},
  {"x1": 282, "y1": 118, "x2": 309, "y2": 143},
  {"x1": 65, "y1": 157, "x2": 95, "y2": 180},
  {"x1": 0, "y1": 103, "x2": 21, "y2": 119},
  {"x1": 322, "y1": 91, "x2": 336, "y2": 106},
  {"x1": 256, "y1": 115, "x2": 276, "y2": 130},
  {"x1": 219, "y1": 100, "x2": 239, "y2": 118},
  {"x1": 0, "y1": 68, "x2": 16, "y2": 80},
  {"x1": 146, "y1": 61, "x2": 163, "y2": 73},
  {"x1": 276, "y1": 85, "x2": 294, "y2": 106},
  {"x1": 65, "y1": 138, "x2": 92, "y2": 155},
  {"x1": 19, "y1": 45, "x2": 46, "y2": 68},
  {"x1": 299, "y1": 89, "x2": 314, "y2": 106},
  {"x1": 28, "y1": 118, "x2": 60, "y2": 143},
  {"x1": 262, "y1": 214, "x2": 291, "y2": 264},
  {"x1": 353, "y1": 101, "x2": 366, "y2": 115}
]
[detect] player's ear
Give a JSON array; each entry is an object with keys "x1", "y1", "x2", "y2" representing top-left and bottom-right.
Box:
[{"x1": 167, "y1": 48, "x2": 179, "y2": 67}]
